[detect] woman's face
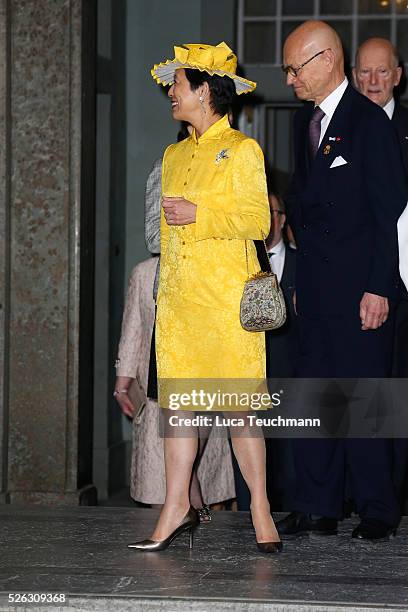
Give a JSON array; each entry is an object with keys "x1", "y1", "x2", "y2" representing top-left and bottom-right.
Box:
[{"x1": 168, "y1": 69, "x2": 200, "y2": 122}]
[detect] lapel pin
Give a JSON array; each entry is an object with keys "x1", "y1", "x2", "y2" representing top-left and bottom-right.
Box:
[
  {"x1": 328, "y1": 136, "x2": 336, "y2": 141},
  {"x1": 323, "y1": 144, "x2": 331, "y2": 155},
  {"x1": 336, "y1": 137, "x2": 342, "y2": 141}
]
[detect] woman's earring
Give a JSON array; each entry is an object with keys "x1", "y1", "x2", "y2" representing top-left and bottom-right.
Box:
[{"x1": 199, "y1": 95, "x2": 207, "y2": 115}]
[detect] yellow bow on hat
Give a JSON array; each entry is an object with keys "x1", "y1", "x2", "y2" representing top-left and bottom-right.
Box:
[{"x1": 174, "y1": 43, "x2": 237, "y2": 75}]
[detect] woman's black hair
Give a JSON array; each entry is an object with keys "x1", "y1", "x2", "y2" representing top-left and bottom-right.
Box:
[
  {"x1": 177, "y1": 121, "x2": 190, "y2": 142},
  {"x1": 184, "y1": 69, "x2": 236, "y2": 117}
]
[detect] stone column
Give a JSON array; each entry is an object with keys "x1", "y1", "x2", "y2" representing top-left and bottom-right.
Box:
[
  {"x1": 0, "y1": 0, "x2": 10, "y2": 504},
  {"x1": 0, "y1": 0, "x2": 97, "y2": 504}
]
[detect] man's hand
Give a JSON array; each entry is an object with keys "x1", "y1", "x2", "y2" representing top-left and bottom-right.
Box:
[
  {"x1": 162, "y1": 196, "x2": 197, "y2": 225},
  {"x1": 359, "y1": 292, "x2": 389, "y2": 330}
]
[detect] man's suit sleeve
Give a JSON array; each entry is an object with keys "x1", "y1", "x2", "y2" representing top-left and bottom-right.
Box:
[{"x1": 363, "y1": 112, "x2": 407, "y2": 297}]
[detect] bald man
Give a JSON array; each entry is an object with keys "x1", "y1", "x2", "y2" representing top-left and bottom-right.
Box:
[
  {"x1": 354, "y1": 38, "x2": 408, "y2": 511},
  {"x1": 354, "y1": 38, "x2": 408, "y2": 174},
  {"x1": 278, "y1": 21, "x2": 407, "y2": 540}
]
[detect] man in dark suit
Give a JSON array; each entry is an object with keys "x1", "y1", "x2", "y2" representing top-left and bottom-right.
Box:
[
  {"x1": 265, "y1": 194, "x2": 298, "y2": 511},
  {"x1": 232, "y1": 192, "x2": 298, "y2": 510},
  {"x1": 277, "y1": 21, "x2": 407, "y2": 540},
  {"x1": 354, "y1": 37, "x2": 408, "y2": 511},
  {"x1": 264, "y1": 194, "x2": 297, "y2": 380}
]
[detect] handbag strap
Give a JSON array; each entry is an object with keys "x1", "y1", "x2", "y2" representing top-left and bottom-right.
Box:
[{"x1": 245, "y1": 232, "x2": 273, "y2": 278}]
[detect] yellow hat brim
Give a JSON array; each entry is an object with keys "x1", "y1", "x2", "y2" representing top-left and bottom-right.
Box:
[{"x1": 151, "y1": 59, "x2": 256, "y2": 95}]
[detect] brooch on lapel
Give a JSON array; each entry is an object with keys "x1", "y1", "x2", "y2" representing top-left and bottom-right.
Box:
[
  {"x1": 323, "y1": 144, "x2": 331, "y2": 155},
  {"x1": 215, "y1": 149, "x2": 229, "y2": 165},
  {"x1": 328, "y1": 136, "x2": 342, "y2": 142}
]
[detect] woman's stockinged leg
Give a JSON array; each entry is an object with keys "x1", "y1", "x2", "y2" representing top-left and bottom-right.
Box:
[
  {"x1": 150, "y1": 410, "x2": 198, "y2": 541},
  {"x1": 227, "y1": 413, "x2": 280, "y2": 543},
  {"x1": 189, "y1": 435, "x2": 209, "y2": 509}
]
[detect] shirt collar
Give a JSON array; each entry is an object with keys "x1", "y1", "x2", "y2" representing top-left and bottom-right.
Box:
[
  {"x1": 192, "y1": 114, "x2": 230, "y2": 143},
  {"x1": 319, "y1": 77, "x2": 348, "y2": 120},
  {"x1": 383, "y1": 97, "x2": 395, "y2": 120},
  {"x1": 268, "y1": 238, "x2": 285, "y2": 256}
]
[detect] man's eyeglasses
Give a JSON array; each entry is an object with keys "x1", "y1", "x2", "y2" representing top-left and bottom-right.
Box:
[{"x1": 282, "y1": 48, "x2": 331, "y2": 78}]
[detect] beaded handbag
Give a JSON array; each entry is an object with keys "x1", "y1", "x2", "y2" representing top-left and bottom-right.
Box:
[{"x1": 240, "y1": 237, "x2": 287, "y2": 332}]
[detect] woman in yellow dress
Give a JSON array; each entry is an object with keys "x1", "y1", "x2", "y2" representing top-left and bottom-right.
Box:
[{"x1": 128, "y1": 42, "x2": 282, "y2": 553}]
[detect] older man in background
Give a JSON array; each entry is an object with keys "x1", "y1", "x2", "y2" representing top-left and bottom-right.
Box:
[
  {"x1": 354, "y1": 38, "x2": 408, "y2": 510},
  {"x1": 278, "y1": 21, "x2": 407, "y2": 541},
  {"x1": 353, "y1": 38, "x2": 408, "y2": 177}
]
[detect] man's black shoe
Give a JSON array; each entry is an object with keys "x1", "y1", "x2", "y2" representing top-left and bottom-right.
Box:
[
  {"x1": 277, "y1": 511, "x2": 338, "y2": 538},
  {"x1": 352, "y1": 519, "x2": 396, "y2": 541}
]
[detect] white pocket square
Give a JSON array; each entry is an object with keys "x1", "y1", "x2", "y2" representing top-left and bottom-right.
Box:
[{"x1": 330, "y1": 155, "x2": 348, "y2": 168}]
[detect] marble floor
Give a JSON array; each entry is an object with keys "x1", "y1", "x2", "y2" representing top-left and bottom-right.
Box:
[{"x1": 0, "y1": 506, "x2": 407, "y2": 612}]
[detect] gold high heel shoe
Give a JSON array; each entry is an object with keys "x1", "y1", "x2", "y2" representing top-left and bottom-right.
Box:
[{"x1": 128, "y1": 506, "x2": 199, "y2": 551}]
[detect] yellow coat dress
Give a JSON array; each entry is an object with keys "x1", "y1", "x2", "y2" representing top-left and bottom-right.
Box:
[{"x1": 156, "y1": 114, "x2": 271, "y2": 408}]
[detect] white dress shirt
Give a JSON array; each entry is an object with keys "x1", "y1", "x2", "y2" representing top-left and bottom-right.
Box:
[
  {"x1": 383, "y1": 97, "x2": 395, "y2": 120},
  {"x1": 398, "y1": 205, "x2": 408, "y2": 290},
  {"x1": 267, "y1": 238, "x2": 285, "y2": 283},
  {"x1": 318, "y1": 77, "x2": 349, "y2": 145}
]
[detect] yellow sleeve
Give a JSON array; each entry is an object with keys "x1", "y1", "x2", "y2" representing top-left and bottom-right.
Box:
[
  {"x1": 159, "y1": 145, "x2": 172, "y2": 256},
  {"x1": 195, "y1": 138, "x2": 270, "y2": 241}
]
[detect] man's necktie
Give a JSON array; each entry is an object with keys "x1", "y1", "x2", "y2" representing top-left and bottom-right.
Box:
[{"x1": 309, "y1": 106, "x2": 325, "y2": 158}]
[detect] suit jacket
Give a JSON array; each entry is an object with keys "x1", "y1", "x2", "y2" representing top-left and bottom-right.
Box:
[
  {"x1": 288, "y1": 84, "x2": 407, "y2": 316},
  {"x1": 392, "y1": 102, "x2": 408, "y2": 177},
  {"x1": 265, "y1": 245, "x2": 298, "y2": 378}
]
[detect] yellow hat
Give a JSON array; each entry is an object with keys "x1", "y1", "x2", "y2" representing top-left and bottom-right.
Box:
[{"x1": 151, "y1": 42, "x2": 256, "y2": 95}]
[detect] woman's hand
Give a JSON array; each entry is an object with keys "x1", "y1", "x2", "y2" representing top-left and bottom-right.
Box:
[
  {"x1": 114, "y1": 376, "x2": 134, "y2": 418},
  {"x1": 115, "y1": 392, "x2": 135, "y2": 418},
  {"x1": 162, "y1": 196, "x2": 197, "y2": 225}
]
